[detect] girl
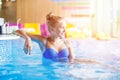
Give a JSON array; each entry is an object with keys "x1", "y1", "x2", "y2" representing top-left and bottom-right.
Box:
[{"x1": 16, "y1": 12, "x2": 119, "y2": 70}]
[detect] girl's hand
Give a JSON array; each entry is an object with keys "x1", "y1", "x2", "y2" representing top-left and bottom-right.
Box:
[{"x1": 23, "y1": 37, "x2": 32, "y2": 55}]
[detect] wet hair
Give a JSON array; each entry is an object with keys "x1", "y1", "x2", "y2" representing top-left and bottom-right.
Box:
[{"x1": 46, "y1": 12, "x2": 64, "y2": 28}]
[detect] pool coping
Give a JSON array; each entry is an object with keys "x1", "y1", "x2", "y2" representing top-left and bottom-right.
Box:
[{"x1": 0, "y1": 35, "x2": 20, "y2": 40}]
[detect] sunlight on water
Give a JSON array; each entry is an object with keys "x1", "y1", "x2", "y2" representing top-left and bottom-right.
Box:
[{"x1": 0, "y1": 38, "x2": 120, "y2": 80}]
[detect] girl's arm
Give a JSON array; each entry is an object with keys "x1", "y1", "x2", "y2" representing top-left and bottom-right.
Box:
[
  {"x1": 66, "y1": 40, "x2": 75, "y2": 62},
  {"x1": 16, "y1": 30, "x2": 46, "y2": 54},
  {"x1": 16, "y1": 29, "x2": 45, "y2": 42}
]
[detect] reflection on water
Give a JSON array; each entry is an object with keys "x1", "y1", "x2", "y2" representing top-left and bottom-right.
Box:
[
  {"x1": 0, "y1": 62, "x2": 120, "y2": 80},
  {"x1": 0, "y1": 38, "x2": 120, "y2": 80}
]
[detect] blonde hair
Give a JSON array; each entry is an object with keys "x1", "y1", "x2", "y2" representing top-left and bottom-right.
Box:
[{"x1": 46, "y1": 12, "x2": 64, "y2": 28}]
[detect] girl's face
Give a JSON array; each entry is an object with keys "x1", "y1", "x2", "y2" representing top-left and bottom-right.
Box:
[
  {"x1": 49, "y1": 22, "x2": 66, "y2": 38},
  {"x1": 56, "y1": 22, "x2": 66, "y2": 38}
]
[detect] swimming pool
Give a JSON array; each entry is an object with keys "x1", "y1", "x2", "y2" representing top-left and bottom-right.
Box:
[{"x1": 0, "y1": 38, "x2": 120, "y2": 80}]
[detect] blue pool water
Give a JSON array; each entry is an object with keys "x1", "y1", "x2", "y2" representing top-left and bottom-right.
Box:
[{"x1": 0, "y1": 38, "x2": 120, "y2": 80}]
